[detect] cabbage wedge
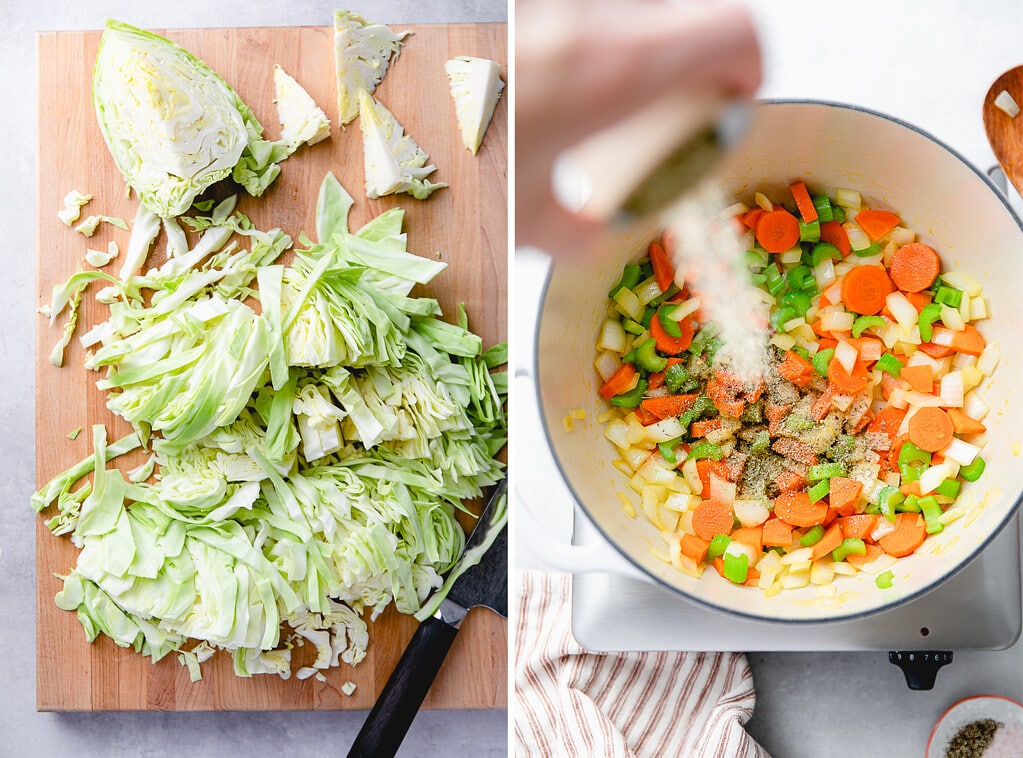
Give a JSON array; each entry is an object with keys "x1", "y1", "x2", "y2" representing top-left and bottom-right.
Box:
[
  {"x1": 359, "y1": 92, "x2": 446, "y2": 200},
  {"x1": 445, "y1": 56, "x2": 505, "y2": 155},
  {"x1": 333, "y1": 9, "x2": 409, "y2": 126}
]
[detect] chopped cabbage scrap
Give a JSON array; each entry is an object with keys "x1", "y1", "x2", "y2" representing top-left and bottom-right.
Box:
[
  {"x1": 273, "y1": 65, "x2": 331, "y2": 151},
  {"x1": 35, "y1": 172, "x2": 506, "y2": 681},
  {"x1": 58, "y1": 190, "x2": 93, "y2": 226},
  {"x1": 75, "y1": 214, "x2": 128, "y2": 237},
  {"x1": 358, "y1": 92, "x2": 446, "y2": 200},
  {"x1": 445, "y1": 56, "x2": 504, "y2": 155},
  {"x1": 86, "y1": 241, "x2": 119, "y2": 268},
  {"x1": 333, "y1": 9, "x2": 409, "y2": 126}
]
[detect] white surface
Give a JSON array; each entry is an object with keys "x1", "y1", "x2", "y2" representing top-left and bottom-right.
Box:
[
  {"x1": 0, "y1": 2, "x2": 506, "y2": 757},
  {"x1": 513, "y1": 1, "x2": 1023, "y2": 756}
]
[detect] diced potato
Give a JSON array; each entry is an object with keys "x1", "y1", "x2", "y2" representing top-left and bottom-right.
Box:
[
  {"x1": 681, "y1": 457, "x2": 702, "y2": 495},
  {"x1": 733, "y1": 499, "x2": 771, "y2": 527},
  {"x1": 780, "y1": 570, "x2": 811, "y2": 589},
  {"x1": 810, "y1": 560, "x2": 836, "y2": 586},
  {"x1": 603, "y1": 418, "x2": 630, "y2": 450},
  {"x1": 622, "y1": 446, "x2": 649, "y2": 471}
]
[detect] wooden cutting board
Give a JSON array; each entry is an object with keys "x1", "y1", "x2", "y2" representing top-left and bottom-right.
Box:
[{"x1": 35, "y1": 23, "x2": 506, "y2": 712}]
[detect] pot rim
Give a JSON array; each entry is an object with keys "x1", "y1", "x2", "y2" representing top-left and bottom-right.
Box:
[{"x1": 533, "y1": 98, "x2": 1023, "y2": 624}]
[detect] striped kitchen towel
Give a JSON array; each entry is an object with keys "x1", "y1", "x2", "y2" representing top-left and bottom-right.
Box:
[{"x1": 514, "y1": 571, "x2": 769, "y2": 758}]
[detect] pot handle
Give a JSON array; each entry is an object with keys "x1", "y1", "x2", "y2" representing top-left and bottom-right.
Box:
[{"x1": 514, "y1": 368, "x2": 647, "y2": 580}]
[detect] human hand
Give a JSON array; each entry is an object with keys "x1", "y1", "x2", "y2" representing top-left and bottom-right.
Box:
[{"x1": 515, "y1": 0, "x2": 761, "y2": 258}]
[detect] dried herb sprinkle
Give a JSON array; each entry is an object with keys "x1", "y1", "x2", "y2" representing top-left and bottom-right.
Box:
[{"x1": 945, "y1": 718, "x2": 1001, "y2": 758}]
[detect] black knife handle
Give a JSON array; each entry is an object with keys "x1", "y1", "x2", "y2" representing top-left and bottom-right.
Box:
[{"x1": 348, "y1": 617, "x2": 459, "y2": 758}]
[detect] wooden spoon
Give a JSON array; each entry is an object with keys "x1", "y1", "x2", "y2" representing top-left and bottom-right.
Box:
[{"x1": 983, "y1": 65, "x2": 1023, "y2": 196}]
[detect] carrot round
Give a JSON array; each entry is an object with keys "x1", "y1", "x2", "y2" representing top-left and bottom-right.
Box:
[
  {"x1": 773, "y1": 491, "x2": 828, "y2": 528},
  {"x1": 650, "y1": 313, "x2": 694, "y2": 355},
  {"x1": 846, "y1": 543, "x2": 885, "y2": 568},
  {"x1": 878, "y1": 513, "x2": 927, "y2": 558},
  {"x1": 743, "y1": 208, "x2": 765, "y2": 230},
  {"x1": 692, "y1": 498, "x2": 735, "y2": 541},
  {"x1": 908, "y1": 407, "x2": 955, "y2": 452},
  {"x1": 866, "y1": 406, "x2": 906, "y2": 442},
  {"x1": 828, "y1": 356, "x2": 870, "y2": 394},
  {"x1": 649, "y1": 241, "x2": 674, "y2": 292},
  {"x1": 755, "y1": 209, "x2": 800, "y2": 253},
  {"x1": 888, "y1": 242, "x2": 940, "y2": 293},
  {"x1": 789, "y1": 181, "x2": 818, "y2": 223},
  {"x1": 839, "y1": 514, "x2": 877, "y2": 541},
  {"x1": 820, "y1": 220, "x2": 851, "y2": 256},
  {"x1": 599, "y1": 363, "x2": 637, "y2": 400},
  {"x1": 853, "y1": 209, "x2": 900, "y2": 241},
  {"x1": 639, "y1": 393, "x2": 698, "y2": 420},
  {"x1": 840, "y1": 265, "x2": 894, "y2": 315}
]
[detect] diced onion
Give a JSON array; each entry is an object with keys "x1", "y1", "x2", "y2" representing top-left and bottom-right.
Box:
[
  {"x1": 963, "y1": 392, "x2": 989, "y2": 421},
  {"x1": 770, "y1": 332, "x2": 797, "y2": 351},
  {"x1": 885, "y1": 291, "x2": 917, "y2": 329},
  {"x1": 721, "y1": 201, "x2": 750, "y2": 218},
  {"x1": 834, "y1": 339, "x2": 858, "y2": 374},
  {"x1": 754, "y1": 191, "x2": 774, "y2": 211},
  {"x1": 887, "y1": 387, "x2": 909, "y2": 410},
  {"x1": 931, "y1": 327, "x2": 955, "y2": 347},
  {"x1": 978, "y1": 342, "x2": 1000, "y2": 376},
  {"x1": 724, "y1": 539, "x2": 759, "y2": 567},
  {"x1": 891, "y1": 227, "x2": 915, "y2": 246},
  {"x1": 595, "y1": 350, "x2": 621, "y2": 381},
  {"x1": 645, "y1": 417, "x2": 686, "y2": 443},
  {"x1": 995, "y1": 89, "x2": 1020, "y2": 118},
  {"x1": 781, "y1": 547, "x2": 813, "y2": 565},
  {"x1": 961, "y1": 365, "x2": 983, "y2": 390},
  {"x1": 833, "y1": 261, "x2": 855, "y2": 278},
  {"x1": 919, "y1": 461, "x2": 958, "y2": 495},
  {"x1": 779, "y1": 247, "x2": 803, "y2": 265},
  {"x1": 905, "y1": 390, "x2": 943, "y2": 407},
  {"x1": 814, "y1": 258, "x2": 836, "y2": 288},
  {"x1": 940, "y1": 305, "x2": 965, "y2": 332},
  {"x1": 597, "y1": 320, "x2": 627, "y2": 353},
  {"x1": 969, "y1": 296, "x2": 988, "y2": 321},
  {"x1": 634, "y1": 277, "x2": 663, "y2": 306},
  {"x1": 952, "y1": 352, "x2": 977, "y2": 369},
  {"x1": 858, "y1": 553, "x2": 897, "y2": 575},
  {"x1": 836, "y1": 188, "x2": 862, "y2": 210},
  {"x1": 939, "y1": 371, "x2": 965, "y2": 407},
  {"x1": 823, "y1": 282, "x2": 842, "y2": 305},
  {"x1": 820, "y1": 308, "x2": 855, "y2": 333},
  {"x1": 681, "y1": 457, "x2": 702, "y2": 494},
  {"x1": 845, "y1": 223, "x2": 871, "y2": 251},
  {"x1": 664, "y1": 492, "x2": 697, "y2": 511},
  {"x1": 603, "y1": 419, "x2": 630, "y2": 449},
  {"x1": 858, "y1": 338, "x2": 883, "y2": 363},
  {"x1": 941, "y1": 271, "x2": 982, "y2": 297},
  {"x1": 709, "y1": 475, "x2": 736, "y2": 503},
  {"x1": 782, "y1": 316, "x2": 807, "y2": 333},
  {"x1": 733, "y1": 499, "x2": 770, "y2": 527},
  {"x1": 613, "y1": 286, "x2": 643, "y2": 321},
  {"x1": 639, "y1": 457, "x2": 679, "y2": 485},
  {"x1": 668, "y1": 298, "x2": 701, "y2": 321},
  {"x1": 869, "y1": 518, "x2": 897, "y2": 542},
  {"x1": 780, "y1": 570, "x2": 811, "y2": 589},
  {"x1": 940, "y1": 437, "x2": 981, "y2": 466},
  {"x1": 810, "y1": 561, "x2": 835, "y2": 586}
]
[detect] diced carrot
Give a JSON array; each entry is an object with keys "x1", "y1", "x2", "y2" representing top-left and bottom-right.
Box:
[
  {"x1": 866, "y1": 406, "x2": 905, "y2": 443},
  {"x1": 762, "y1": 518, "x2": 794, "y2": 547},
  {"x1": 599, "y1": 363, "x2": 637, "y2": 400},
  {"x1": 635, "y1": 407, "x2": 661, "y2": 426},
  {"x1": 679, "y1": 533, "x2": 710, "y2": 564},
  {"x1": 840, "y1": 514, "x2": 878, "y2": 541},
  {"x1": 756, "y1": 209, "x2": 801, "y2": 253},
  {"x1": 772, "y1": 437, "x2": 818, "y2": 466},
  {"x1": 829, "y1": 501, "x2": 856, "y2": 518},
  {"x1": 948, "y1": 407, "x2": 986, "y2": 435},
  {"x1": 696, "y1": 460, "x2": 731, "y2": 497},
  {"x1": 908, "y1": 406, "x2": 955, "y2": 452},
  {"x1": 647, "y1": 370, "x2": 666, "y2": 390},
  {"x1": 731, "y1": 526, "x2": 764, "y2": 554},
  {"x1": 705, "y1": 374, "x2": 747, "y2": 418},
  {"x1": 853, "y1": 209, "x2": 901, "y2": 242},
  {"x1": 774, "y1": 491, "x2": 828, "y2": 528},
  {"x1": 841, "y1": 265, "x2": 894, "y2": 316},
  {"x1": 744, "y1": 567, "x2": 761, "y2": 587},
  {"x1": 900, "y1": 480, "x2": 923, "y2": 497},
  {"x1": 846, "y1": 543, "x2": 885, "y2": 568},
  {"x1": 811, "y1": 387, "x2": 834, "y2": 421},
  {"x1": 828, "y1": 476, "x2": 863, "y2": 511},
  {"x1": 905, "y1": 291, "x2": 932, "y2": 312},
  {"x1": 810, "y1": 523, "x2": 844, "y2": 561},
  {"x1": 820, "y1": 220, "x2": 851, "y2": 257},
  {"x1": 818, "y1": 337, "x2": 838, "y2": 351},
  {"x1": 650, "y1": 311, "x2": 695, "y2": 355},
  {"x1": 899, "y1": 364, "x2": 933, "y2": 393},
  {"x1": 822, "y1": 506, "x2": 839, "y2": 528},
  {"x1": 777, "y1": 350, "x2": 815, "y2": 388},
  {"x1": 743, "y1": 208, "x2": 765, "y2": 230},
  {"x1": 828, "y1": 356, "x2": 870, "y2": 394},
  {"x1": 878, "y1": 512, "x2": 927, "y2": 558},
  {"x1": 649, "y1": 241, "x2": 674, "y2": 293},
  {"x1": 790, "y1": 180, "x2": 818, "y2": 223},
  {"x1": 918, "y1": 341, "x2": 953, "y2": 359},
  {"x1": 639, "y1": 394, "x2": 698, "y2": 420},
  {"x1": 765, "y1": 403, "x2": 792, "y2": 423},
  {"x1": 888, "y1": 242, "x2": 940, "y2": 293},
  {"x1": 933, "y1": 325, "x2": 986, "y2": 356},
  {"x1": 690, "y1": 419, "x2": 724, "y2": 438},
  {"x1": 774, "y1": 470, "x2": 808, "y2": 493},
  {"x1": 692, "y1": 498, "x2": 736, "y2": 541}
]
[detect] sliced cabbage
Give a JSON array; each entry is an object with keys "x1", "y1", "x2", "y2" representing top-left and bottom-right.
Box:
[
  {"x1": 35, "y1": 172, "x2": 507, "y2": 680},
  {"x1": 58, "y1": 190, "x2": 92, "y2": 226},
  {"x1": 93, "y1": 20, "x2": 280, "y2": 217},
  {"x1": 359, "y1": 92, "x2": 446, "y2": 199},
  {"x1": 273, "y1": 65, "x2": 331, "y2": 151},
  {"x1": 333, "y1": 9, "x2": 409, "y2": 126},
  {"x1": 75, "y1": 214, "x2": 128, "y2": 237},
  {"x1": 445, "y1": 56, "x2": 504, "y2": 155}
]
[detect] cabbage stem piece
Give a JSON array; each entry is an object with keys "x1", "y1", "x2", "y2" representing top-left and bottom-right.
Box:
[
  {"x1": 359, "y1": 92, "x2": 446, "y2": 200},
  {"x1": 445, "y1": 56, "x2": 504, "y2": 155},
  {"x1": 334, "y1": 10, "x2": 409, "y2": 126}
]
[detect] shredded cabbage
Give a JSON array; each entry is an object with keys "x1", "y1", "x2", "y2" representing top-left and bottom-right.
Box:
[{"x1": 35, "y1": 172, "x2": 506, "y2": 681}]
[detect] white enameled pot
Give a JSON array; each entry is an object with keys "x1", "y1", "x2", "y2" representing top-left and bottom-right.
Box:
[{"x1": 534, "y1": 101, "x2": 1023, "y2": 622}]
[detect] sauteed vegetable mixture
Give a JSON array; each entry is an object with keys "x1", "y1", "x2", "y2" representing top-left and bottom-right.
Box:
[{"x1": 595, "y1": 182, "x2": 998, "y2": 593}]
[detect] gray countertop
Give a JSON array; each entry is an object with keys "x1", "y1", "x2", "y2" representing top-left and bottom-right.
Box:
[
  {"x1": 516, "y1": 1, "x2": 1023, "y2": 756},
  {"x1": 0, "y1": 1, "x2": 506, "y2": 756}
]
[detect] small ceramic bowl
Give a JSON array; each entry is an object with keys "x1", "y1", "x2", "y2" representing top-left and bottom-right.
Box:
[{"x1": 927, "y1": 695, "x2": 1023, "y2": 757}]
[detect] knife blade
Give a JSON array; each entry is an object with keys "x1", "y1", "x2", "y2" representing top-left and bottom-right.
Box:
[{"x1": 348, "y1": 479, "x2": 507, "y2": 758}]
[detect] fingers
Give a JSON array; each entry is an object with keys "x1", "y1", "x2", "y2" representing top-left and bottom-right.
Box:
[{"x1": 516, "y1": 187, "x2": 607, "y2": 260}]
